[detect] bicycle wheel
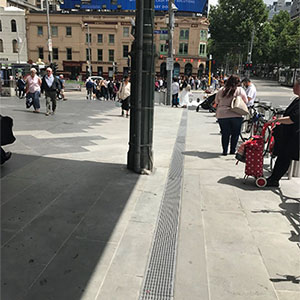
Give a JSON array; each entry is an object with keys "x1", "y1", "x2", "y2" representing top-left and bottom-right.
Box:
[
  {"x1": 263, "y1": 126, "x2": 272, "y2": 157},
  {"x1": 240, "y1": 120, "x2": 252, "y2": 141}
]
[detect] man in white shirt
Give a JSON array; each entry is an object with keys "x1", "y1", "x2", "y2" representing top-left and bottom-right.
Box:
[
  {"x1": 171, "y1": 77, "x2": 180, "y2": 107},
  {"x1": 242, "y1": 78, "x2": 257, "y2": 107}
]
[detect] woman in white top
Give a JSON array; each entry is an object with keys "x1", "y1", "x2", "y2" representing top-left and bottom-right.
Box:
[
  {"x1": 118, "y1": 75, "x2": 131, "y2": 117},
  {"x1": 25, "y1": 68, "x2": 42, "y2": 113}
]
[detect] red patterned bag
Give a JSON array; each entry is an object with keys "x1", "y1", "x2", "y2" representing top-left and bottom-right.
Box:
[{"x1": 244, "y1": 136, "x2": 264, "y2": 178}]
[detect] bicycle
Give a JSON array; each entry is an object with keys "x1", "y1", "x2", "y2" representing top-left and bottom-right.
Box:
[{"x1": 240, "y1": 105, "x2": 267, "y2": 141}]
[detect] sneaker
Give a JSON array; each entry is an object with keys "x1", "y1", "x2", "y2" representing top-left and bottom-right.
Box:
[
  {"x1": 266, "y1": 178, "x2": 279, "y2": 187},
  {"x1": 45, "y1": 112, "x2": 50, "y2": 116}
]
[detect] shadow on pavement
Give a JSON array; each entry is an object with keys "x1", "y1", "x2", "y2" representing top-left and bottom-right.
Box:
[
  {"x1": 182, "y1": 150, "x2": 221, "y2": 159},
  {"x1": 275, "y1": 189, "x2": 300, "y2": 243},
  {"x1": 217, "y1": 175, "x2": 271, "y2": 191},
  {"x1": 1, "y1": 153, "x2": 139, "y2": 300}
]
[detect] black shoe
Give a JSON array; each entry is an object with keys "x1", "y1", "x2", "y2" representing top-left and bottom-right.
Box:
[
  {"x1": 266, "y1": 178, "x2": 279, "y2": 187},
  {"x1": 222, "y1": 152, "x2": 227, "y2": 156},
  {"x1": 230, "y1": 151, "x2": 235, "y2": 155},
  {"x1": 1, "y1": 151, "x2": 12, "y2": 165}
]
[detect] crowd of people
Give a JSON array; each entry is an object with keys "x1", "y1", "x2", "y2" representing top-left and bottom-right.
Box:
[
  {"x1": 85, "y1": 75, "x2": 131, "y2": 117},
  {"x1": 85, "y1": 77, "x2": 120, "y2": 101}
]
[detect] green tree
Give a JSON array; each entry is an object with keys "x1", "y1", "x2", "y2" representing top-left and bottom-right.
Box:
[{"x1": 209, "y1": 0, "x2": 268, "y2": 71}]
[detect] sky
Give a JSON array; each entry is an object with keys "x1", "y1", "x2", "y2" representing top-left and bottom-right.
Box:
[{"x1": 209, "y1": 0, "x2": 274, "y2": 8}]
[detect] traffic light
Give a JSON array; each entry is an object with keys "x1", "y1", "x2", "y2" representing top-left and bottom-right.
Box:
[
  {"x1": 165, "y1": 40, "x2": 169, "y2": 50},
  {"x1": 50, "y1": 62, "x2": 58, "y2": 75}
]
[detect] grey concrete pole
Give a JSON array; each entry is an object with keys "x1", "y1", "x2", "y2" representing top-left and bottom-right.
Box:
[
  {"x1": 87, "y1": 24, "x2": 92, "y2": 76},
  {"x1": 166, "y1": 0, "x2": 176, "y2": 106},
  {"x1": 127, "y1": 0, "x2": 155, "y2": 173},
  {"x1": 46, "y1": 0, "x2": 53, "y2": 63}
]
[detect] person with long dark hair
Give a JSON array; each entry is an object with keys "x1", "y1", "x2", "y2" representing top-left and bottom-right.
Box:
[
  {"x1": 214, "y1": 75, "x2": 248, "y2": 155},
  {"x1": 266, "y1": 77, "x2": 300, "y2": 187}
]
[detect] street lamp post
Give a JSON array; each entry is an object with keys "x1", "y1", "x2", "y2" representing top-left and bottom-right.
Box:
[
  {"x1": 46, "y1": 0, "x2": 53, "y2": 63},
  {"x1": 166, "y1": 0, "x2": 177, "y2": 106},
  {"x1": 84, "y1": 23, "x2": 92, "y2": 77}
]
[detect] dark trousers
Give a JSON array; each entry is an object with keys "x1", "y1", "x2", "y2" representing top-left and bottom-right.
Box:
[
  {"x1": 172, "y1": 93, "x2": 178, "y2": 107},
  {"x1": 271, "y1": 154, "x2": 292, "y2": 181},
  {"x1": 18, "y1": 88, "x2": 25, "y2": 98},
  {"x1": 218, "y1": 117, "x2": 243, "y2": 154},
  {"x1": 1, "y1": 147, "x2": 6, "y2": 164}
]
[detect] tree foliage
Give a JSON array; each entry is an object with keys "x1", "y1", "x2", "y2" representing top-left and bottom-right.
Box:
[
  {"x1": 209, "y1": 0, "x2": 299, "y2": 70},
  {"x1": 208, "y1": 0, "x2": 268, "y2": 68}
]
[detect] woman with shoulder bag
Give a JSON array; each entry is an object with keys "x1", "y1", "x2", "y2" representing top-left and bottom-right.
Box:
[
  {"x1": 117, "y1": 75, "x2": 131, "y2": 117},
  {"x1": 265, "y1": 77, "x2": 300, "y2": 187},
  {"x1": 214, "y1": 75, "x2": 248, "y2": 155}
]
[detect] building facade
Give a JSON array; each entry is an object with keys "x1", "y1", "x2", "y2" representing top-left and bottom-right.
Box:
[
  {"x1": 267, "y1": 0, "x2": 292, "y2": 19},
  {"x1": 290, "y1": 0, "x2": 300, "y2": 19},
  {"x1": 26, "y1": 11, "x2": 208, "y2": 79},
  {"x1": 0, "y1": 6, "x2": 28, "y2": 64}
]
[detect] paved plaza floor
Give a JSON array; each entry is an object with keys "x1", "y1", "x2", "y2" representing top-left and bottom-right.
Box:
[{"x1": 1, "y1": 92, "x2": 299, "y2": 300}]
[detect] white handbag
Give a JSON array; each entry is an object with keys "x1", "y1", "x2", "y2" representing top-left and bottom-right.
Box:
[{"x1": 231, "y1": 95, "x2": 249, "y2": 115}]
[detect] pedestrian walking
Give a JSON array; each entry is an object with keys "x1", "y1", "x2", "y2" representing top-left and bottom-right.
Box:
[
  {"x1": 242, "y1": 78, "x2": 257, "y2": 107},
  {"x1": 58, "y1": 74, "x2": 67, "y2": 100},
  {"x1": 171, "y1": 77, "x2": 180, "y2": 107},
  {"x1": 17, "y1": 76, "x2": 26, "y2": 98},
  {"x1": 118, "y1": 75, "x2": 131, "y2": 117},
  {"x1": 41, "y1": 67, "x2": 61, "y2": 116},
  {"x1": 214, "y1": 75, "x2": 248, "y2": 155},
  {"x1": 265, "y1": 77, "x2": 300, "y2": 187},
  {"x1": 85, "y1": 77, "x2": 94, "y2": 100},
  {"x1": 25, "y1": 68, "x2": 42, "y2": 113}
]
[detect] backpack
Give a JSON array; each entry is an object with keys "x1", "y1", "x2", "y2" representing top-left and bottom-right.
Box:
[{"x1": 86, "y1": 80, "x2": 93, "y2": 89}]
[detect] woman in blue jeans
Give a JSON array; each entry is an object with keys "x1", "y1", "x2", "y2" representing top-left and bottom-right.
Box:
[{"x1": 215, "y1": 75, "x2": 248, "y2": 155}]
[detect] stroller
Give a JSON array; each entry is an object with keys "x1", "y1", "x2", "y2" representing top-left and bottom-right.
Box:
[{"x1": 196, "y1": 93, "x2": 217, "y2": 113}]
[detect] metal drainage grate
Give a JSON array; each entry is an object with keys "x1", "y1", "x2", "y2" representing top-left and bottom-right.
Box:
[{"x1": 139, "y1": 110, "x2": 188, "y2": 300}]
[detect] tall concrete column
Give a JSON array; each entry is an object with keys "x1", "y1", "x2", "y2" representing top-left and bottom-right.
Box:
[{"x1": 127, "y1": 0, "x2": 155, "y2": 173}]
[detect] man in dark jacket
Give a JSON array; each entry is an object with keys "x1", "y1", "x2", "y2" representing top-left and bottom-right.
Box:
[
  {"x1": 41, "y1": 67, "x2": 61, "y2": 116},
  {"x1": 266, "y1": 77, "x2": 300, "y2": 187}
]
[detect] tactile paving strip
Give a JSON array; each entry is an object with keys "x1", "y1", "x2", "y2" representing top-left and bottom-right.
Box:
[{"x1": 139, "y1": 110, "x2": 188, "y2": 300}]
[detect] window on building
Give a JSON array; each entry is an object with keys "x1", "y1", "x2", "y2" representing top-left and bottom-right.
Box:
[
  {"x1": 53, "y1": 48, "x2": 59, "y2": 60},
  {"x1": 108, "y1": 49, "x2": 114, "y2": 62},
  {"x1": 66, "y1": 26, "x2": 72, "y2": 36},
  {"x1": 12, "y1": 39, "x2": 18, "y2": 53},
  {"x1": 160, "y1": 44, "x2": 167, "y2": 54},
  {"x1": 97, "y1": 34, "x2": 103, "y2": 43},
  {"x1": 51, "y1": 26, "x2": 58, "y2": 36},
  {"x1": 199, "y1": 43, "x2": 206, "y2": 56},
  {"x1": 86, "y1": 48, "x2": 91, "y2": 61},
  {"x1": 0, "y1": 20, "x2": 2, "y2": 32},
  {"x1": 0, "y1": 39, "x2": 3, "y2": 52},
  {"x1": 160, "y1": 29, "x2": 168, "y2": 40},
  {"x1": 200, "y1": 30, "x2": 207, "y2": 41},
  {"x1": 123, "y1": 45, "x2": 129, "y2": 58},
  {"x1": 38, "y1": 47, "x2": 44, "y2": 59},
  {"x1": 109, "y1": 34, "x2": 115, "y2": 44},
  {"x1": 97, "y1": 66, "x2": 103, "y2": 76},
  {"x1": 179, "y1": 29, "x2": 189, "y2": 40},
  {"x1": 86, "y1": 33, "x2": 91, "y2": 43},
  {"x1": 66, "y1": 48, "x2": 72, "y2": 60},
  {"x1": 37, "y1": 26, "x2": 43, "y2": 36},
  {"x1": 123, "y1": 27, "x2": 129, "y2": 37},
  {"x1": 97, "y1": 49, "x2": 103, "y2": 61},
  {"x1": 179, "y1": 43, "x2": 188, "y2": 55},
  {"x1": 123, "y1": 67, "x2": 129, "y2": 76},
  {"x1": 11, "y1": 20, "x2": 17, "y2": 32}
]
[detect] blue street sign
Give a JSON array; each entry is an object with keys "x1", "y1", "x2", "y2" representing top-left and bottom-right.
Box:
[
  {"x1": 61, "y1": 0, "x2": 208, "y2": 14},
  {"x1": 154, "y1": 30, "x2": 168, "y2": 34}
]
